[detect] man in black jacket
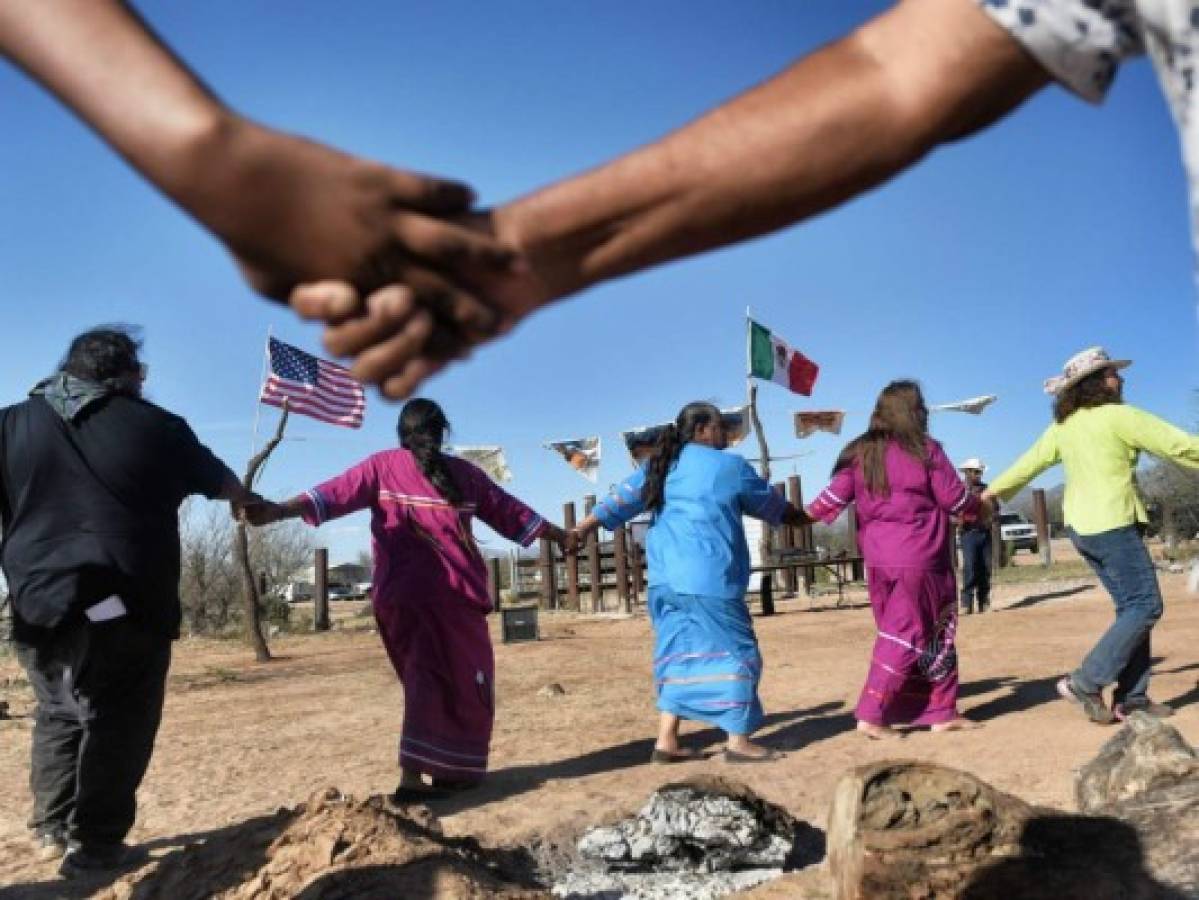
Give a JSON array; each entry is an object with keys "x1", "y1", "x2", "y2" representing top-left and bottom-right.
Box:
[{"x1": 0, "y1": 326, "x2": 261, "y2": 877}]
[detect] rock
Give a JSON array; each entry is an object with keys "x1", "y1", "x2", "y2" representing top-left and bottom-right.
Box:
[
  {"x1": 1076, "y1": 713, "x2": 1199, "y2": 894},
  {"x1": 826, "y1": 760, "x2": 1187, "y2": 899},
  {"x1": 1076, "y1": 711, "x2": 1198, "y2": 811},
  {"x1": 538, "y1": 683, "x2": 567, "y2": 698}
]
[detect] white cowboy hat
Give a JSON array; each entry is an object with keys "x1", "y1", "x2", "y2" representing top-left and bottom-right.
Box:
[
  {"x1": 1043, "y1": 346, "x2": 1131, "y2": 395},
  {"x1": 958, "y1": 457, "x2": 986, "y2": 473}
]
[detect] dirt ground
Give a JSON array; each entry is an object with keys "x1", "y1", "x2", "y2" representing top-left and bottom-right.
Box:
[{"x1": 1, "y1": 542, "x2": 1197, "y2": 898}]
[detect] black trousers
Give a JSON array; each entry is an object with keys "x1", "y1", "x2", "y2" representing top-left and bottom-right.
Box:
[
  {"x1": 16, "y1": 616, "x2": 171, "y2": 849},
  {"x1": 960, "y1": 530, "x2": 992, "y2": 611}
]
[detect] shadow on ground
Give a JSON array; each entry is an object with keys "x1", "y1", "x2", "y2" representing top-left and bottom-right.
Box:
[{"x1": 1003, "y1": 584, "x2": 1093, "y2": 612}]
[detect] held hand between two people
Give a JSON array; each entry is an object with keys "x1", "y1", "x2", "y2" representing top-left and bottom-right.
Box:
[
  {"x1": 209, "y1": 124, "x2": 524, "y2": 398},
  {"x1": 237, "y1": 499, "x2": 289, "y2": 527},
  {"x1": 290, "y1": 213, "x2": 554, "y2": 400}
]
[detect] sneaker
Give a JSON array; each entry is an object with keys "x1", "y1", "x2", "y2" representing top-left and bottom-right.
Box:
[
  {"x1": 32, "y1": 827, "x2": 68, "y2": 861},
  {"x1": 1056, "y1": 676, "x2": 1116, "y2": 725},
  {"x1": 58, "y1": 843, "x2": 136, "y2": 878},
  {"x1": 1113, "y1": 699, "x2": 1175, "y2": 721}
]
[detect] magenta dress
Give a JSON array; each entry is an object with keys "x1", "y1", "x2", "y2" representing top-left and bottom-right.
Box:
[
  {"x1": 807, "y1": 439, "x2": 979, "y2": 726},
  {"x1": 299, "y1": 448, "x2": 547, "y2": 783}
]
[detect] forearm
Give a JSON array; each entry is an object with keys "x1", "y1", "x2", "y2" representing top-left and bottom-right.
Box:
[
  {"x1": 494, "y1": 0, "x2": 1047, "y2": 300},
  {"x1": 575, "y1": 514, "x2": 602, "y2": 536},
  {"x1": 0, "y1": 1, "x2": 234, "y2": 202},
  {"x1": 214, "y1": 469, "x2": 258, "y2": 507}
]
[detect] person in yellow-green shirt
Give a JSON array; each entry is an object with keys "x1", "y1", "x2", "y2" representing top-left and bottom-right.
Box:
[{"x1": 984, "y1": 348, "x2": 1199, "y2": 726}]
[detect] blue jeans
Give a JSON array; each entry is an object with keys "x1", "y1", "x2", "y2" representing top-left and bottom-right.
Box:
[
  {"x1": 959, "y1": 530, "x2": 992, "y2": 611},
  {"x1": 1067, "y1": 525, "x2": 1163, "y2": 704}
]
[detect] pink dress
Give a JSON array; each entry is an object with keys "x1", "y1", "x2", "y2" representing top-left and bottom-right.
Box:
[
  {"x1": 808, "y1": 439, "x2": 979, "y2": 726},
  {"x1": 300, "y1": 448, "x2": 547, "y2": 782}
]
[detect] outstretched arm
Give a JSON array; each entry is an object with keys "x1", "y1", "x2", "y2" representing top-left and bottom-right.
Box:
[
  {"x1": 0, "y1": 0, "x2": 513, "y2": 334},
  {"x1": 308, "y1": 0, "x2": 1051, "y2": 395},
  {"x1": 490, "y1": 0, "x2": 1048, "y2": 304}
]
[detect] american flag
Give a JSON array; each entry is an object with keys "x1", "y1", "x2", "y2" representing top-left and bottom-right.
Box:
[{"x1": 259, "y1": 337, "x2": 365, "y2": 428}]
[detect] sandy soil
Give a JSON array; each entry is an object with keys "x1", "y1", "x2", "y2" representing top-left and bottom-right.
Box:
[{"x1": 1, "y1": 553, "x2": 1196, "y2": 898}]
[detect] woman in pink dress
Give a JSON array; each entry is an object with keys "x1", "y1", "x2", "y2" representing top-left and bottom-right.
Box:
[
  {"x1": 248, "y1": 399, "x2": 568, "y2": 799},
  {"x1": 807, "y1": 381, "x2": 989, "y2": 739}
]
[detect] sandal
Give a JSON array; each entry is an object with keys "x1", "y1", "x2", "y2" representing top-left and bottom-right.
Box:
[
  {"x1": 724, "y1": 748, "x2": 783, "y2": 764},
  {"x1": 650, "y1": 748, "x2": 703, "y2": 764}
]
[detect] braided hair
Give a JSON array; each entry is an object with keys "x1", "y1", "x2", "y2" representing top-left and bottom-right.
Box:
[
  {"x1": 641, "y1": 402, "x2": 722, "y2": 513},
  {"x1": 397, "y1": 398, "x2": 462, "y2": 505}
]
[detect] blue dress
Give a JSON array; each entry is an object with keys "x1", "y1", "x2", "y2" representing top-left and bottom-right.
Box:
[{"x1": 594, "y1": 444, "x2": 785, "y2": 734}]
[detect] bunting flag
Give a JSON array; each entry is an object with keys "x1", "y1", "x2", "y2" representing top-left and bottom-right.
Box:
[
  {"x1": 794, "y1": 410, "x2": 846, "y2": 438},
  {"x1": 747, "y1": 318, "x2": 819, "y2": 395},
  {"x1": 621, "y1": 405, "x2": 752, "y2": 464},
  {"x1": 446, "y1": 445, "x2": 512, "y2": 483},
  {"x1": 543, "y1": 437, "x2": 602, "y2": 482},
  {"x1": 932, "y1": 394, "x2": 997, "y2": 415}
]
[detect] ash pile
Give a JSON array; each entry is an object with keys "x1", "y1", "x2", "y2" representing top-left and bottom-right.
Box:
[{"x1": 548, "y1": 776, "x2": 822, "y2": 899}]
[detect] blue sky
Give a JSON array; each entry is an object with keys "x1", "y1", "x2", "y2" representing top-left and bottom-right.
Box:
[{"x1": 1, "y1": 1, "x2": 1196, "y2": 562}]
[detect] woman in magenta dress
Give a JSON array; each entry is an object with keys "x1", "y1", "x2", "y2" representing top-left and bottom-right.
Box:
[
  {"x1": 248, "y1": 399, "x2": 567, "y2": 799},
  {"x1": 807, "y1": 381, "x2": 988, "y2": 739}
]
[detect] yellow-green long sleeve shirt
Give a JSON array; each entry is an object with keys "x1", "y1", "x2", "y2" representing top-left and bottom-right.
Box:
[{"x1": 988, "y1": 405, "x2": 1199, "y2": 536}]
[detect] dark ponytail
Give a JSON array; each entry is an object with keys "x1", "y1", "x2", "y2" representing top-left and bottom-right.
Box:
[
  {"x1": 641, "y1": 402, "x2": 721, "y2": 513},
  {"x1": 398, "y1": 398, "x2": 462, "y2": 505}
]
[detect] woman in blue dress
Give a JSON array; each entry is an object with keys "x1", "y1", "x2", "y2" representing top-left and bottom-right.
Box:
[{"x1": 573, "y1": 402, "x2": 810, "y2": 762}]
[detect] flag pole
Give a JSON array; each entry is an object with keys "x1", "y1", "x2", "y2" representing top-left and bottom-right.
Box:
[
  {"x1": 249, "y1": 327, "x2": 272, "y2": 458},
  {"x1": 745, "y1": 308, "x2": 771, "y2": 483}
]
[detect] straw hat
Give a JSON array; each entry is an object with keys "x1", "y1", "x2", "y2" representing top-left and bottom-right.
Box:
[
  {"x1": 1043, "y1": 346, "x2": 1131, "y2": 395},
  {"x1": 958, "y1": 457, "x2": 986, "y2": 473}
]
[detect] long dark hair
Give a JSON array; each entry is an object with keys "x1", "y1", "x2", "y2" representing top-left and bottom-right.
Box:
[
  {"x1": 398, "y1": 398, "x2": 461, "y2": 505},
  {"x1": 1053, "y1": 369, "x2": 1121, "y2": 423},
  {"x1": 641, "y1": 402, "x2": 722, "y2": 513},
  {"x1": 833, "y1": 380, "x2": 929, "y2": 497}
]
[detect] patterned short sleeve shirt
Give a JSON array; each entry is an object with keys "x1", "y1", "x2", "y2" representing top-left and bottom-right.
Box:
[{"x1": 977, "y1": 0, "x2": 1199, "y2": 255}]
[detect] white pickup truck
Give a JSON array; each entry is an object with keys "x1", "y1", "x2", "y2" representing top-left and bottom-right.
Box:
[{"x1": 999, "y1": 513, "x2": 1039, "y2": 554}]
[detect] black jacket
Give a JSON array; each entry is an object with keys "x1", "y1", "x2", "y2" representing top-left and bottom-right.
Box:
[{"x1": 0, "y1": 392, "x2": 228, "y2": 641}]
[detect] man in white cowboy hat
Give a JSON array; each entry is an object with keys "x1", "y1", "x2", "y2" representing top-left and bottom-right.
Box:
[
  {"x1": 984, "y1": 347, "x2": 1199, "y2": 725},
  {"x1": 955, "y1": 457, "x2": 993, "y2": 615}
]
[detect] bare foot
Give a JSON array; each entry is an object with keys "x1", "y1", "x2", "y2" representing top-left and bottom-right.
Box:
[
  {"x1": 856, "y1": 721, "x2": 898, "y2": 740},
  {"x1": 931, "y1": 717, "x2": 981, "y2": 733}
]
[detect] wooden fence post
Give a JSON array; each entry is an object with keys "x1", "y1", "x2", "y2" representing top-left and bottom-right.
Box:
[
  {"x1": 774, "y1": 481, "x2": 797, "y2": 594},
  {"x1": 848, "y1": 506, "x2": 865, "y2": 581},
  {"x1": 629, "y1": 531, "x2": 644, "y2": 601},
  {"x1": 787, "y1": 475, "x2": 814, "y2": 593},
  {"x1": 539, "y1": 537, "x2": 558, "y2": 610},
  {"x1": 564, "y1": 501, "x2": 580, "y2": 610},
  {"x1": 584, "y1": 494, "x2": 602, "y2": 613},
  {"x1": 313, "y1": 548, "x2": 330, "y2": 632},
  {"x1": 488, "y1": 557, "x2": 503, "y2": 610},
  {"x1": 614, "y1": 526, "x2": 631, "y2": 614},
  {"x1": 760, "y1": 572, "x2": 775, "y2": 616},
  {"x1": 991, "y1": 512, "x2": 1006, "y2": 570},
  {"x1": 1032, "y1": 488, "x2": 1053, "y2": 568}
]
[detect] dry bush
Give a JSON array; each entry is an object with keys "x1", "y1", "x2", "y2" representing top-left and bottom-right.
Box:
[{"x1": 179, "y1": 500, "x2": 313, "y2": 635}]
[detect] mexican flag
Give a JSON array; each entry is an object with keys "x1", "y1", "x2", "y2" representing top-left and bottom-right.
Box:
[{"x1": 748, "y1": 319, "x2": 819, "y2": 395}]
